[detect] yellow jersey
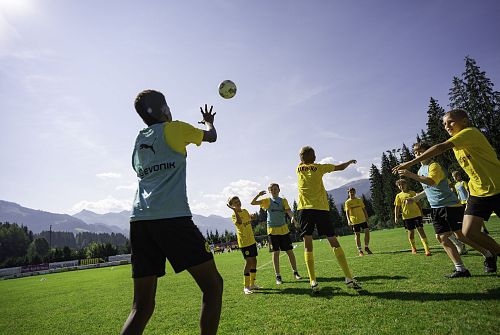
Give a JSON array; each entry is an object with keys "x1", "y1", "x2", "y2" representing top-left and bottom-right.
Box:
[
  {"x1": 447, "y1": 127, "x2": 500, "y2": 197},
  {"x1": 260, "y1": 198, "x2": 290, "y2": 235},
  {"x1": 231, "y1": 209, "x2": 256, "y2": 248},
  {"x1": 297, "y1": 163, "x2": 335, "y2": 211},
  {"x1": 394, "y1": 191, "x2": 422, "y2": 219},
  {"x1": 344, "y1": 197, "x2": 367, "y2": 225}
]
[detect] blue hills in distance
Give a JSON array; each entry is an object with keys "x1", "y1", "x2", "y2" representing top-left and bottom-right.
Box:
[{"x1": 0, "y1": 178, "x2": 370, "y2": 234}]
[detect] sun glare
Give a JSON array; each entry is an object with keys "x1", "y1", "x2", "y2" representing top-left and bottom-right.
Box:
[{"x1": 0, "y1": 0, "x2": 33, "y2": 15}]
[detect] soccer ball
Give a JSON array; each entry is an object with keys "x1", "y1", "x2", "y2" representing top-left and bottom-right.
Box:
[{"x1": 218, "y1": 80, "x2": 237, "y2": 99}]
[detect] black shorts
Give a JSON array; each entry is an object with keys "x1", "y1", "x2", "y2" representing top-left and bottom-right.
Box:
[
  {"x1": 403, "y1": 216, "x2": 423, "y2": 230},
  {"x1": 268, "y1": 234, "x2": 293, "y2": 252},
  {"x1": 241, "y1": 243, "x2": 258, "y2": 258},
  {"x1": 351, "y1": 222, "x2": 369, "y2": 233},
  {"x1": 430, "y1": 206, "x2": 464, "y2": 235},
  {"x1": 298, "y1": 209, "x2": 336, "y2": 238},
  {"x1": 130, "y1": 217, "x2": 213, "y2": 278},
  {"x1": 465, "y1": 193, "x2": 500, "y2": 221}
]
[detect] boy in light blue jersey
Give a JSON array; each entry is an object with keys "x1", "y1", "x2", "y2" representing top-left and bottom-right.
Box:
[
  {"x1": 121, "y1": 90, "x2": 223, "y2": 335},
  {"x1": 251, "y1": 183, "x2": 302, "y2": 285},
  {"x1": 397, "y1": 142, "x2": 492, "y2": 278}
]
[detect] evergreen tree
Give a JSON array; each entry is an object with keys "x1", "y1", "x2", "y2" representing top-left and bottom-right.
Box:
[
  {"x1": 449, "y1": 56, "x2": 500, "y2": 152},
  {"x1": 381, "y1": 152, "x2": 399, "y2": 225},
  {"x1": 369, "y1": 164, "x2": 387, "y2": 223},
  {"x1": 361, "y1": 194, "x2": 374, "y2": 217}
]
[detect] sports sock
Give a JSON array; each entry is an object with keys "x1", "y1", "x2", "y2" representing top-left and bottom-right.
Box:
[
  {"x1": 333, "y1": 247, "x2": 353, "y2": 280},
  {"x1": 483, "y1": 250, "x2": 493, "y2": 258},
  {"x1": 244, "y1": 273, "x2": 250, "y2": 287},
  {"x1": 420, "y1": 237, "x2": 430, "y2": 253},
  {"x1": 250, "y1": 269, "x2": 257, "y2": 286},
  {"x1": 409, "y1": 238, "x2": 416, "y2": 249},
  {"x1": 275, "y1": 272, "x2": 281, "y2": 277},
  {"x1": 454, "y1": 262, "x2": 466, "y2": 272},
  {"x1": 304, "y1": 252, "x2": 316, "y2": 284}
]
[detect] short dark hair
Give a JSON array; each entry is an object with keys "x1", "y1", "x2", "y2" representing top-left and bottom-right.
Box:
[
  {"x1": 395, "y1": 179, "x2": 407, "y2": 187},
  {"x1": 445, "y1": 109, "x2": 469, "y2": 122},
  {"x1": 134, "y1": 90, "x2": 166, "y2": 126}
]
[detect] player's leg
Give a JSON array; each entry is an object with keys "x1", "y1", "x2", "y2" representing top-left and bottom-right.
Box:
[
  {"x1": 273, "y1": 251, "x2": 282, "y2": 284},
  {"x1": 408, "y1": 229, "x2": 417, "y2": 253},
  {"x1": 436, "y1": 232, "x2": 470, "y2": 278},
  {"x1": 303, "y1": 234, "x2": 316, "y2": 288},
  {"x1": 416, "y1": 226, "x2": 431, "y2": 256},
  {"x1": 462, "y1": 215, "x2": 500, "y2": 255},
  {"x1": 363, "y1": 226, "x2": 372, "y2": 254},
  {"x1": 354, "y1": 230, "x2": 363, "y2": 256},
  {"x1": 120, "y1": 276, "x2": 158, "y2": 335},
  {"x1": 326, "y1": 235, "x2": 359, "y2": 288},
  {"x1": 187, "y1": 259, "x2": 223, "y2": 335}
]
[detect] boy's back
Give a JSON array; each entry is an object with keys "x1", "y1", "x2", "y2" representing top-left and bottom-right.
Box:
[{"x1": 296, "y1": 163, "x2": 335, "y2": 211}]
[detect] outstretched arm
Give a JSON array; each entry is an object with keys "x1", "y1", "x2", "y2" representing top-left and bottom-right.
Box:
[
  {"x1": 199, "y1": 104, "x2": 217, "y2": 143},
  {"x1": 251, "y1": 191, "x2": 266, "y2": 206},
  {"x1": 334, "y1": 159, "x2": 357, "y2": 171},
  {"x1": 227, "y1": 204, "x2": 241, "y2": 224},
  {"x1": 392, "y1": 142, "x2": 454, "y2": 173},
  {"x1": 397, "y1": 169, "x2": 436, "y2": 186}
]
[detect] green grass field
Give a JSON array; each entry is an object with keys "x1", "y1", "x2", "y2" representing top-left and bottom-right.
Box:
[{"x1": 1, "y1": 219, "x2": 499, "y2": 335}]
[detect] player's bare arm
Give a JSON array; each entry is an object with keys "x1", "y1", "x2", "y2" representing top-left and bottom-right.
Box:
[
  {"x1": 250, "y1": 191, "x2": 267, "y2": 205},
  {"x1": 227, "y1": 204, "x2": 242, "y2": 224},
  {"x1": 397, "y1": 169, "x2": 436, "y2": 186},
  {"x1": 392, "y1": 142, "x2": 454, "y2": 173},
  {"x1": 199, "y1": 104, "x2": 217, "y2": 143},
  {"x1": 334, "y1": 159, "x2": 357, "y2": 171}
]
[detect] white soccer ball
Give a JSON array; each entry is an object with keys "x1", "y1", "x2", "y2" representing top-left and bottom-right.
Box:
[{"x1": 218, "y1": 80, "x2": 237, "y2": 99}]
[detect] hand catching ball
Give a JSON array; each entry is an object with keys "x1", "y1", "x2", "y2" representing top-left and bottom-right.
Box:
[{"x1": 219, "y1": 80, "x2": 237, "y2": 99}]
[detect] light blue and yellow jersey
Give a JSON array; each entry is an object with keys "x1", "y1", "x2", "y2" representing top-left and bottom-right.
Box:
[
  {"x1": 130, "y1": 121, "x2": 203, "y2": 221},
  {"x1": 260, "y1": 197, "x2": 291, "y2": 235}
]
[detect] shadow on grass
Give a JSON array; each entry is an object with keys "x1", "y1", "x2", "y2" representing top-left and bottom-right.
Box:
[
  {"x1": 377, "y1": 247, "x2": 445, "y2": 255},
  {"x1": 362, "y1": 287, "x2": 500, "y2": 301},
  {"x1": 318, "y1": 275, "x2": 408, "y2": 283}
]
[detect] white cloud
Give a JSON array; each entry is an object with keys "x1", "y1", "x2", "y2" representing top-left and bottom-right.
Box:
[
  {"x1": 116, "y1": 183, "x2": 137, "y2": 191},
  {"x1": 96, "y1": 172, "x2": 122, "y2": 179},
  {"x1": 316, "y1": 156, "x2": 369, "y2": 190},
  {"x1": 69, "y1": 196, "x2": 132, "y2": 214}
]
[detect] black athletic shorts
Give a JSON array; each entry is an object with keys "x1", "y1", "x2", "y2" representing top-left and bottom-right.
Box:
[
  {"x1": 130, "y1": 217, "x2": 213, "y2": 278},
  {"x1": 351, "y1": 222, "x2": 369, "y2": 233},
  {"x1": 268, "y1": 234, "x2": 293, "y2": 252},
  {"x1": 298, "y1": 209, "x2": 336, "y2": 238},
  {"x1": 430, "y1": 206, "x2": 464, "y2": 235},
  {"x1": 465, "y1": 193, "x2": 500, "y2": 221},
  {"x1": 403, "y1": 216, "x2": 424, "y2": 230},
  {"x1": 241, "y1": 243, "x2": 258, "y2": 258}
]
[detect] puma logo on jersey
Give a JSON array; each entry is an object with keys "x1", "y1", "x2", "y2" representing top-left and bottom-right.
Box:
[{"x1": 139, "y1": 138, "x2": 157, "y2": 154}]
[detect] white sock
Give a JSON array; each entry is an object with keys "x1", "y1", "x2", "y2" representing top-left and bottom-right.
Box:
[{"x1": 454, "y1": 262, "x2": 466, "y2": 272}]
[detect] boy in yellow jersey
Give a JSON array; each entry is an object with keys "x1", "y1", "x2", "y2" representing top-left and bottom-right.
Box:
[
  {"x1": 227, "y1": 196, "x2": 260, "y2": 294},
  {"x1": 296, "y1": 146, "x2": 361, "y2": 293},
  {"x1": 121, "y1": 90, "x2": 222, "y2": 335},
  {"x1": 393, "y1": 109, "x2": 499, "y2": 273},
  {"x1": 251, "y1": 183, "x2": 302, "y2": 285},
  {"x1": 344, "y1": 188, "x2": 372, "y2": 256},
  {"x1": 394, "y1": 179, "x2": 431, "y2": 256}
]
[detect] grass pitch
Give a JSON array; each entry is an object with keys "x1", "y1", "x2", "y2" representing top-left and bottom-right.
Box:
[{"x1": 1, "y1": 218, "x2": 499, "y2": 335}]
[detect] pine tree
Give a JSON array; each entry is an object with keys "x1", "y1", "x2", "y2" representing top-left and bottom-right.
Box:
[
  {"x1": 361, "y1": 194, "x2": 374, "y2": 217},
  {"x1": 399, "y1": 143, "x2": 422, "y2": 192},
  {"x1": 369, "y1": 164, "x2": 387, "y2": 223},
  {"x1": 381, "y1": 151, "x2": 400, "y2": 225},
  {"x1": 449, "y1": 56, "x2": 500, "y2": 152}
]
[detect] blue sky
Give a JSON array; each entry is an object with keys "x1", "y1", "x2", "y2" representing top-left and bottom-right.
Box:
[{"x1": 1, "y1": 0, "x2": 499, "y2": 217}]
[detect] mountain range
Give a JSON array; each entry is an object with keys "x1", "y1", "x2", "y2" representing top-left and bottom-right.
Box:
[{"x1": 0, "y1": 178, "x2": 371, "y2": 235}]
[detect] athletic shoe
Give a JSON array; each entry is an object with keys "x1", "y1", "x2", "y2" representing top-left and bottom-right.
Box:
[
  {"x1": 445, "y1": 269, "x2": 471, "y2": 279},
  {"x1": 411, "y1": 247, "x2": 417, "y2": 254},
  {"x1": 311, "y1": 281, "x2": 320, "y2": 293},
  {"x1": 250, "y1": 284, "x2": 262, "y2": 290},
  {"x1": 364, "y1": 247, "x2": 373, "y2": 255},
  {"x1": 294, "y1": 271, "x2": 302, "y2": 280},
  {"x1": 484, "y1": 255, "x2": 497, "y2": 273},
  {"x1": 346, "y1": 278, "x2": 362, "y2": 290},
  {"x1": 425, "y1": 251, "x2": 432, "y2": 257},
  {"x1": 243, "y1": 287, "x2": 253, "y2": 295},
  {"x1": 358, "y1": 250, "x2": 364, "y2": 257},
  {"x1": 276, "y1": 275, "x2": 282, "y2": 285}
]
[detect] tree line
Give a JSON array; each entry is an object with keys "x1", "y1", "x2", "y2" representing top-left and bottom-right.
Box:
[
  {"x1": 0, "y1": 222, "x2": 130, "y2": 268},
  {"x1": 368, "y1": 56, "x2": 499, "y2": 227}
]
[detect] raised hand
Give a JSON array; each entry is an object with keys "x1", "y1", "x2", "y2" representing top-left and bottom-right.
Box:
[{"x1": 198, "y1": 104, "x2": 216, "y2": 125}]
